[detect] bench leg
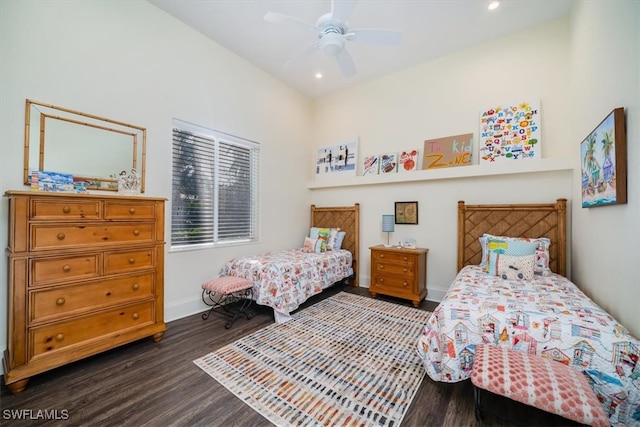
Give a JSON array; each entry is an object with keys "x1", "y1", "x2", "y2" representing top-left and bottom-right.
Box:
[{"x1": 473, "y1": 385, "x2": 483, "y2": 426}]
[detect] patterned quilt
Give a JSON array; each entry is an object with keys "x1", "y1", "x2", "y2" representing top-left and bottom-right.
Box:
[
  {"x1": 219, "y1": 248, "x2": 353, "y2": 323},
  {"x1": 417, "y1": 265, "x2": 640, "y2": 426}
]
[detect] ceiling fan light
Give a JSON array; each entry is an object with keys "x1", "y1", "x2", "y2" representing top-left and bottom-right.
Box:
[{"x1": 319, "y1": 33, "x2": 344, "y2": 56}]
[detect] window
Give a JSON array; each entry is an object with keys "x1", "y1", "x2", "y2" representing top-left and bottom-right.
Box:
[{"x1": 171, "y1": 119, "x2": 259, "y2": 249}]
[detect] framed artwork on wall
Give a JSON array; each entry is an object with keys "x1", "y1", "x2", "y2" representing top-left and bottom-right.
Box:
[
  {"x1": 580, "y1": 107, "x2": 626, "y2": 208},
  {"x1": 395, "y1": 201, "x2": 418, "y2": 225}
]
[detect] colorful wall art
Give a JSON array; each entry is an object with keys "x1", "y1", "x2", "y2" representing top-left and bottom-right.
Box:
[
  {"x1": 423, "y1": 133, "x2": 473, "y2": 169},
  {"x1": 580, "y1": 107, "x2": 627, "y2": 208},
  {"x1": 479, "y1": 100, "x2": 541, "y2": 163},
  {"x1": 315, "y1": 140, "x2": 358, "y2": 177}
]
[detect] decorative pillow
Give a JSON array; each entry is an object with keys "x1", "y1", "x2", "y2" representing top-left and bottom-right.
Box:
[
  {"x1": 302, "y1": 236, "x2": 317, "y2": 253},
  {"x1": 334, "y1": 231, "x2": 346, "y2": 250},
  {"x1": 490, "y1": 253, "x2": 536, "y2": 280},
  {"x1": 479, "y1": 234, "x2": 552, "y2": 276},
  {"x1": 326, "y1": 228, "x2": 340, "y2": 251},
  {"x1": 316, "y1": 228, "x2": 331, "y2": 252},
  {"x1": 309, "y1": 227, "x2": 321, "y2": 240}
]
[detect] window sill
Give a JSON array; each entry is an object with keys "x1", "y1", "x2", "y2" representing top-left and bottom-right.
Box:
[{"x1": 307, "y1": 158, "x2": 574, "y2": 189}]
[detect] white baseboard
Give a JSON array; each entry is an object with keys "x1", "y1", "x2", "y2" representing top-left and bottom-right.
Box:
[{"x1": 164, "y1": 295, "x2": 207, "y2": 322}]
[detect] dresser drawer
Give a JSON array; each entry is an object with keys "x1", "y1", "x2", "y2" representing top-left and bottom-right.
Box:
[
  {"x1": 30, "y1": 301, "x2": 154, "y2": 358},
  {"x1": 31, "y1": 273, "x2": 154, "y2": 323},
  {"x1": 104, "y1": 249, "x2": 155, "y2": 274},
  {"x1": 373, "y1": 261, "x2": 416, "y2": 277},
  {"x1": 31, "y1": 223, "x2": 155, "y2": 250},
  {"x1": 104, "y1": 201, "x2": 157, "y2": 220},
  {"x1": 30, "y1": 199, "x2": 101, "y2": 221},
  {"x1": 371, "y1": 250, "x2": 414, "y2": 266},
  {"x1": 31, "y1": 255, "x2": 100, "y2": 286}
]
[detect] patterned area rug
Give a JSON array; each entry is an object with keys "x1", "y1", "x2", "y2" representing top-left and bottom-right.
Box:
[{"x1": 194, "y1": 292, "x2": 431, "y2": 427}]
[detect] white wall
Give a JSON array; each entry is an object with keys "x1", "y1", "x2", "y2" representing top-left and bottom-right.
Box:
[
  {"x1": 0, "y1": 0, "x2": 313, "y2": 373},
  {"x1": 570, "y1": 1, "x2": 640, "y2": 337},
  {"x1": 311, "y1": 18, "x2": 573, "y2": 301}
]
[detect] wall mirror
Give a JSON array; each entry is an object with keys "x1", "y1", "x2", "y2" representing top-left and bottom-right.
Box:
[{"x1": 24, "y1": 99, "x2": 146, "y2": 192}]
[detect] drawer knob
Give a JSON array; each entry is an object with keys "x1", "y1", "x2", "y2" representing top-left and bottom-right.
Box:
[
  {"x1": 129, "y1": 207, "x2": 136, "y2": 214},
  {"x1": 403, "y1": 257, "x2": 408, "y2": 261},
  {"x1": 62, "y1": 206, "x2": 71, "y2": 214},
  {"x1": 128, "y1": 258, "x2": 135, "y2": 264},
  {"x1": 380, "y1": 254, "x2": 385, "y2": 258},
  {"x1": 62, "y1": 265, "x2": 71, "y2": 273},
  {"x1": 403, "y1": 268, "x2": 408, "y2": 273},
  {"x1": 56, "y1": 298, "x2": 65, "y2": 306},
  {"x1": 132, "y1": 313, "x2": 139, "y2": 320},
  {"x1": 55, "y1": 333, "x2": 64, "y2": 341},
  {"x1": 403, "y1": 282, "x2": 408, "y2": 287},
  {"x1": 57, "y1": 233, "x2": 66, "y2": 240},
  {"x1": 132, "y1": 283, "x2": 140, "y2": 291},
  {"x1": 133, "y1": 230, "x2": 140, "y2": 236},
  {"x1": 380, "y1": 265, "x2": 385, "y2": 270}
]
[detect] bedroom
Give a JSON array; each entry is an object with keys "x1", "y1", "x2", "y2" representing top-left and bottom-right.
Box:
[{"x1": 0, "y1": 0, "x2": 638, "y2": 424}]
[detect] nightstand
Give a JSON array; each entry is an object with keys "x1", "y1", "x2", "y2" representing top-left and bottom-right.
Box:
[{"x1": 369, "y1": 245, "x2": 428, "y2": 307}]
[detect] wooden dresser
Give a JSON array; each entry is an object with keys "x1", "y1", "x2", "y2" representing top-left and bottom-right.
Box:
[
  {"x1": 3, "y1": 191, "x2": 166, "y2": 393},
  {"x1": 369, "y1": 245, "x2": 428, "y2": 308}
]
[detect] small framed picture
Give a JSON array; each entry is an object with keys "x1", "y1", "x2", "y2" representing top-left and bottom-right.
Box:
[{"x1": 395, "y1": 201, "x2": 418, "y2": 225}]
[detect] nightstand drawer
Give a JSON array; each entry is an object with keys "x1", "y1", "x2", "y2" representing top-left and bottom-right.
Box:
[
  {"x1": 373, "y1": 261, "x2": 416, "y2": 277},
  {"x1": 371, "y1": 250, "x2": 414, "y2": 265}
]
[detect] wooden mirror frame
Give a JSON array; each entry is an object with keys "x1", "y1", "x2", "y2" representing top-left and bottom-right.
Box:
[{"x1": 23, "y1": 99, "x2": 146, "y2": 192}]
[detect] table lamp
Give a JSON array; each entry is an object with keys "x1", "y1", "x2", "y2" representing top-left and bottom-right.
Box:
[{"x1": 382, "y1": 214, "x2": 395, "y2": 247}]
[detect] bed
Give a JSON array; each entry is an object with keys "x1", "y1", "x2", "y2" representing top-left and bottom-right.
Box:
[
  {"x1": 417, "y1": 199, "x2": 640, "y2": 426},
  {"x1": 219, "y1": 203, "x2": 360, "y2": 323}
]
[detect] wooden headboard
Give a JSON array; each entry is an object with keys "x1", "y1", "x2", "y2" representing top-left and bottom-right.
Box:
[
  {"x1": 311, "y1": 203, "x2": 360, "y2": 286},
  {"x1": 457, "y1": 199, "x2": 567, "y2": 276}
]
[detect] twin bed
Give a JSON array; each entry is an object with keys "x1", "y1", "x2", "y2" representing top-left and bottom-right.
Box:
[
  {"x1": 417, "y1": 199, "x2": 639, "y2": 426},
  {"x1": 218, "y1": 203, "x2": 359, "y2": 323}
]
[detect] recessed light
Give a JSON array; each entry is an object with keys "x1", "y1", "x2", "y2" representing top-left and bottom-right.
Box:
[
  {"x1": 488, "y1": 1, "x2": 500, "y2": 10},
  {"x1": 315, "y1": 73, "x2": 323, "y2": 79}
]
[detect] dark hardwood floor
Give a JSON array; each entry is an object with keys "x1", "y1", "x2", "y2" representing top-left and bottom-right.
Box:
[{"x1": 1, "y1": 285, "x2": 578, "y2": 426}]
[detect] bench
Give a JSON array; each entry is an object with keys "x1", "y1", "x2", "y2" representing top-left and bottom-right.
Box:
[
  {"x1": 201, "y1": 276, "x2": 254, "y2": 329},
  {"x1": 471, "y1": 344, "x2": 609, "y2": 426}
]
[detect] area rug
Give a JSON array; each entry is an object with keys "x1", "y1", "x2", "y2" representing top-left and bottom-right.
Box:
[{"x1": 194, "y1": 292, "x2": 431, "y2": 427}]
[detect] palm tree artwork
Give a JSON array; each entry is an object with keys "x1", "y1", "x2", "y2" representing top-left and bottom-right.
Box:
[{"x1": 581, "y1": 109, "x2": 624, "y2": 208}]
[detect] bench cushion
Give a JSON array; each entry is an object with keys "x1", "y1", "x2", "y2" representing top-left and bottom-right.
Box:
[
  {"x1": 202, "y1": 276, "x2": 253, "y2": 295},
  {"x1": 471, "y1": 344, "x2": 608, "y2": 427}
]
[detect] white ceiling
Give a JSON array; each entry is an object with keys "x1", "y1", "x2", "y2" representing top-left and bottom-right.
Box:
[{"x1": 147, "y1": 0, "x2": 572, "y2": 99}]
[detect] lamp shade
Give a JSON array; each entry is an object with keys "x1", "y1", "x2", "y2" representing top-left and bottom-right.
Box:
[{"x1": 382, "y1": 214, "x2": 395, "y2": 232}]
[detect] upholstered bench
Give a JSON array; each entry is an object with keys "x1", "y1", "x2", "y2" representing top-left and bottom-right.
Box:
[
  {"x1": 201, "y1": 276, "x2": 254, "y2": 329},
  {"x1": 471, "y1": 344, "x2": 609, "y2": 427}
]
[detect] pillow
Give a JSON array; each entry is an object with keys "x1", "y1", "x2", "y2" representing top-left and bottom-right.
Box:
[
  {"x1": 479, "y1": 234, "x2": 552, "y2": 276},
  {"x1": 309, "y1": 227, "x2": 346, "y2": 251},
  {"x1": 302, "y1": 236, "x2": 317, "y2": 253},
  {"x1": 316, "y1": 228, "x2": 331, "y2": 252},
  {"x1": 326, "y1": 228, "x2": 340, "y2": 251},
  {"x1": 334, "y1": 231, "x2": 346, "y2": 250},
  {"x1": 489, "y1": 253, "x2": 535, "y2": 281}
]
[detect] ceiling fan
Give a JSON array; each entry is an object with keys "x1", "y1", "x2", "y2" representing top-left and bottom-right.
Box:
[{"x1": 264, "y1": 0, "x2": 403, "y2": 78}]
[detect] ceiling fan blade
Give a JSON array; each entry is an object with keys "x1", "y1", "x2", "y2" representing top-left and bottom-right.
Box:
[
  {"x1": 284, "y1": 42, "x2": 320, "y2": 69},
  {"x1": 264, "y1": 11, "x2": 320, "y2": 34},
  {"x1": 347, "y1": 29, "x2": 403, "y2": 44},
  {"x1": 335, "y1": 48, "x2": 356, "y2": 77},
  {"x1": 331, "y1": 0, "x2": 358, "y2": 23}
]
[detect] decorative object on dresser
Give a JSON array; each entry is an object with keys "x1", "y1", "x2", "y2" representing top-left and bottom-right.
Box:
[
  {"x1": 381, "y1": 214, "x2": 395, "y2": 246},
  {"x1": 23, "y1": 99, "x2": 146, "y2": 193},
  {"x1": 369, "y1": 245, "x2": 428, "y2": 307},
  {"x1": 3, "y1": 191, "x2": 166, "y2": 393}
]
